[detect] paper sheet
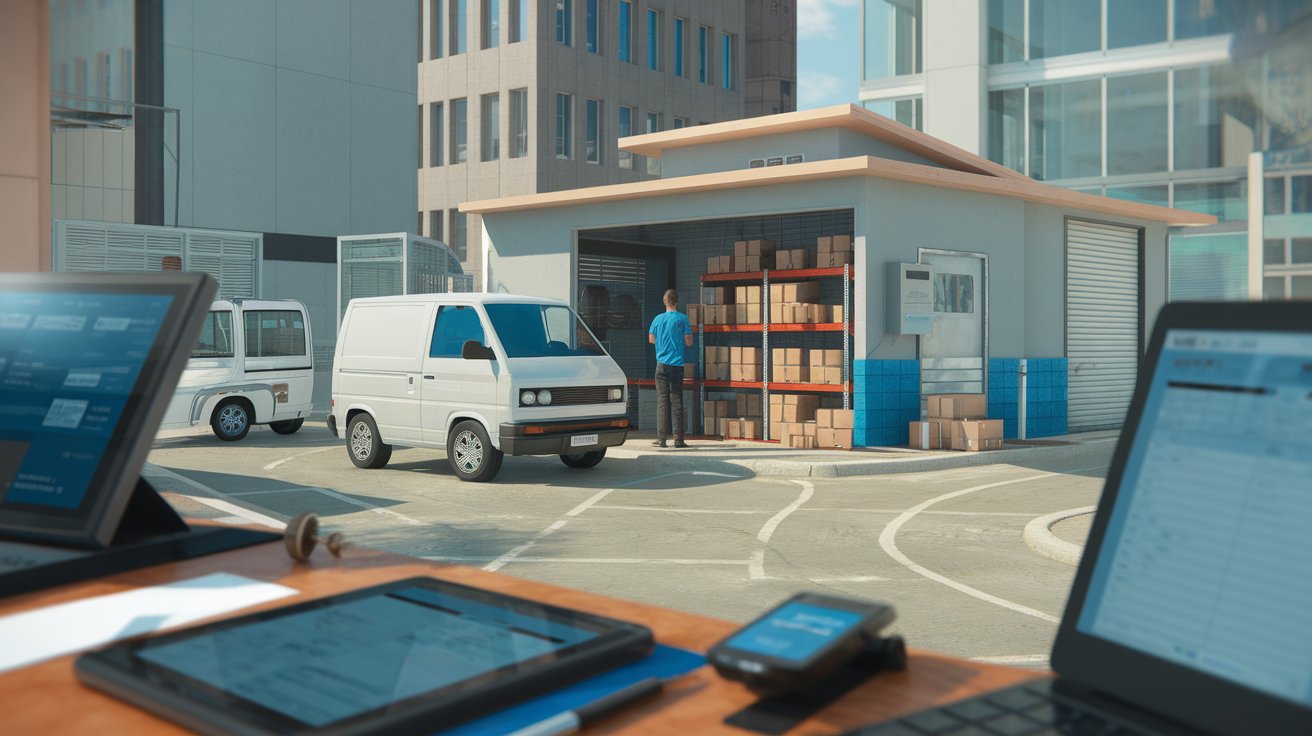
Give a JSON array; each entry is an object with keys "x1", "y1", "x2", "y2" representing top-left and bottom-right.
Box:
[{"x1": 0, "y1": 572, "x2": 297, "y2": 673}]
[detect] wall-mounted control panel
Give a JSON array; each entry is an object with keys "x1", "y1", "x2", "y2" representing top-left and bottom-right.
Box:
[{"x1": 887, "y1": 262, "x2": 935, "y2": 335}]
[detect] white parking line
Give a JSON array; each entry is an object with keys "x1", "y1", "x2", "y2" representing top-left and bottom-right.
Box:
[
  {"x1": 441, "y1": 556, "x2": 748, "y2": 565},
  {"x1": 750, "y1": 479, "x2": 815, "y2": 580},
  {"x1": 183, "y1": 495, "x2": 286, "y2": 530},
  {"x1": 591, "y1": 505, "x2": 767, "y2": 515},
  {"x1": 970, "y1": 654, "x2": 1051, "y2": 665},
  {"x1": 307, "y1": 486, "x2": 427, "y2": 527},
  {"x1": 483, "y1": 520, "x2": 569, "y2": 572},
  {"x1": 879, "y1": 473, "x2": 1063, "y2": 623},
  {"x1": 263, "y1": 446, "x2": 337, "y2": 471}
]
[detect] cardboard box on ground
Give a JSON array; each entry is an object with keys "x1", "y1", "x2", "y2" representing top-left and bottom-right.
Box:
[{"x1": 909, "y1": 394, "x2": 1002, "y2": 452}]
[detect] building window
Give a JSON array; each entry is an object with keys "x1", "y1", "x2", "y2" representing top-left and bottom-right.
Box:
[
  {"x1": 673, "y1": 117, "x2": 688, "y2": 129},
  {"x1": 510, "y1": 88, "x2": 528, "y2": 158},
  {"x1": 1028, "y1": 0, "x2": 1098, "y2": 59},
  {"x1": 481, "y1": 93, "x2": 500, "y2": 161},
  {"x1": 1175, "y1": 0, "x2": 1241, "y2": 40},
  {"x1": 585, "y1": 99, "x2": 602, "y2": 164},
  {"x1": 618, "y1": 106, "x2": 634, "y2": 169},
  {"x1": 76, "y1": 58, "x2": 87, "y2": 96},
  {"x1": 619, "y1": 1, "x2": 633, "y2": 62},
  {"x1": 1028, "y1": 79, "x2": 1100, "y2": 181},
  {"x1": 1290, "y1": 176, "x2": 1312, "y2": 213},
  {"x1": 987, "y1": 89, "x2": 1023, "y2": 172},
  {"x1": 451, "y1": 0, "x2": 467, "y2": 54},
  {"x1": 429, "y1": 211, "x2": 444, "y2": 241},
  {"x1": 1105, "y1": 185, "x2": 1168, "y2": 207},
  {"x1": 482, "y1": 0, "x2": 499, "y2": 49},
  {"x1": 418, "y1": 211, "x2": 424, "y2": 235},
  {"x1": 721, "y1": 33, "x2": 734, "y2": 89},
  {"x1": 647, "y1": 10, "x2": 661, "y2": 71},
  {"x1": 864, "y1": 97, "x2": 922, "y2": 131},
  {"x1": 509, "y1": 0, "x2": 526, "y2": 42},
  {"x1": 96, "y1": 52, "x2": 110, "y2": 98},
  {"x1": 1174, "y1": 65, "x2": 1258, "y2": 172},
  {"x1": 430, "y1": 0, "x2": 444, "y2": 58},
  {"x1": 555, "y1": 93, "x2": 573, "y2": 159},
  {"x1": 556, "y1": 0, "x2": 573, "y2": 46},
  {"x1": 450, "y1": 209, "x2": 468, "y2": 260},
  {"x1": 645, "y1": 112, "x2": 661, "y2": 176},
  {"x1": 120, "y1": 49, "x2": 132, "y2": 102},
  {"x1": 862, "y1": 0, "x2": 921, "y2": 80},
  {"x1": 418, "y1": 104, "x2": 424, "y2": 167},
  {"x1": 934, "y1": 274, "x2": 975, "y2": 314},
  {"x1": 1174, "y1": 180, "x2": 1248, "y2": 222},
  {"x1": 1106, "y1": 72, "x2": 1167, "y2": 176},
  {"x1": 586, "y1": 0, "x2": 600, "y2": 53},
  {"x1": 673, "y1": 18, "x2": 686, "y2": 77},
  {"x1": 987, "y1": 0, "x2": 1022, "y2": 64},
  {"x1": 451, "y1": 98, "x2": 468, "y2": 163},
  {"x1": 1107, "y1": 0, "x2": 1166, "y2": 49},
  {"x1": 429, "y1": 102, "x2": 444, "y2": 167},
  {"x1": 698, "y1": 25, "x2": 709, "y2": 83}
]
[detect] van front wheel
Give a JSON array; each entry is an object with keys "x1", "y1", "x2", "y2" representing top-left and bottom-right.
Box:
[
  {"x1": 347, "y1": 414, "x2": 392, "y2": 469},
  {"x1": 560, "y1": 449, "x2": 606, "y2": 469},
  {"x1": 447, "y1": 421, "x2": 503, "y2": 482}
]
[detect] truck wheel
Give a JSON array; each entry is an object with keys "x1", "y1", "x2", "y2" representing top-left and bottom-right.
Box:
[
  {"x1": 447, "y1": 420, "x2": 503, "y2": 482},
  {"x1": 347, "y1": 414, "x2": 392, "y2": 469},
  {"x1": 560, "y1": 449, "x2": 606, "y2": 469},
  {"x1": 269, "y1": 418, "x2": 305, "y2": 435},
  {"x1": 211, "y1": 400, "x2": 252, "y2": 441}
]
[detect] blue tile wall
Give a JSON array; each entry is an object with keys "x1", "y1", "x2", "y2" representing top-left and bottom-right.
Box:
[
  {"x1": 853, "y1": 359, "x2": 920, "y2": 447},
  {"x1": 1016, "y1": 357, "x2": 1068, "y2": 438}
]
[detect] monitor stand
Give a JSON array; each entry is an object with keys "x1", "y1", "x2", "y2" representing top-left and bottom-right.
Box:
[{"x1": 0, "y1": 478, "x2": 280, "y2": 599}]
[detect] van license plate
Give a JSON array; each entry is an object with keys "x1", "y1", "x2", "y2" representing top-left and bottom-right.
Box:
[{"x1": 571, "y1": 434, "x2": 598, "y2": 448}]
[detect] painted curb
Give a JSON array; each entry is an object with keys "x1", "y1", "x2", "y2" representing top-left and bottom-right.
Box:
[{"x1": 1023, "y1": 505, "x2": 1096, "y2": 565}]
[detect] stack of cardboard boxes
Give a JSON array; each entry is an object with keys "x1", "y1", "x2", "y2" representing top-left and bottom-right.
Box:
[
  {"x1": 815, "y1": 408, "x2": 854, "y2": 449},
  {"x1": 807, "y1": 349, "x2": 845, "y2": 386},
  {"x1": 816, "y1": 236, "x2": 854, "y2": 268},
  {"x1": 770, "y1": 348, "x2": 808, "y2": 383},
  {"x1": 908, "y1": 394, "x2": 1003, "y2": 452},
  {"x1": 703, "y1": 346, "x2": 730, "y2": 381},
  {"x1": 775, "y1": 247, "x2": 809, "y2": 270},
  {"x1": 729, "y1": 347, "x2": 763, "y2": 383},
  {"x1": 767, "y1": 282, "x2": 842, "y2": 325},
  {"x1": 732, "y1": 286, "x2": 763, "y2": 325},
  {"x1": 701, "y1": 392, "x2": 761, "y2": 439},
  {"x1": 708, "y1": 239, "x2": 778, "y2": 273},
  {"x1": 703, "y1": 399, "x2": 730, "y2": 437},
  {"x1": 770, "y1": 394, "x2": 820, "y2": 448}
]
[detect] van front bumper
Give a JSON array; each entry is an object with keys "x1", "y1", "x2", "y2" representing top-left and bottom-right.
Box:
[{"x1": 499, "y1": 416, "x2": 629, "y2": 456}]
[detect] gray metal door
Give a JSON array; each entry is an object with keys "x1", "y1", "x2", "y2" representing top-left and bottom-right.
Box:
[
  {"x1": 1066, "y1": 219, "x2": 1141, "y2": 431},
  {"x1": 919, "y1": 250, "x2": 986, "y2": 395}
]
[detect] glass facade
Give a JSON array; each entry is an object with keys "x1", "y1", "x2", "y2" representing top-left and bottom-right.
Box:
[
  {"x1": 987, "y1": 0, "x2": 1022, "y2": 64},
  {"x1": 556, "y1": 0, "x2": 572, "y2": 46},
  {"x1": 480, "y1": 93, "x2": 499, "y2": 161},
  {"x1": 863, "y1": 0, "x2": 921, "y2": 80},
  {"x1": 585, "y1": 99, "x2": 602, "y2": 164},
  {"x1": 987, "y1": 88, "x2": 1023, "y2": 172},
  {"x1": 1107, "y1": 0, "x2": 1166, "y2": 49},
  {"x1": 619, "y1": 1, "x2": 632, "y2": 62},
  {"x1": 618, "y1": 106, "x2": 634, "y2": 170},
  {"x1": 509, "y1": 0, "x2": 525, "y2": 43},
  {"x1": 555, "y1": 93, "x2": 572, "y2": 159},
  {"x1": 482, "y1": 0, "x2": 499, "y2": 49},
  {"x1": 586, "y1": 0, "x2": 599, "y2": 53},
  {"x1": 451, "y1": 98, "x2": 467, "y2": 164},
  {"x1": 451, "y1": 0, "x2": 467, "y2": 54},
  {"x1": 722, "y1": 33, "x2": 734, "y2": 89},
  {"x1": 698, "y1": 26, "x2": 709, "y2": 84},
  {"x1": 1174, "y1": 65, "x2": 1257, "y2": 171},
  {"x1": 430, "y1": 0, "x2": 443, "y2": 58},
  {"x1": 1028, "y1": 79, "x2": 1101, "y2": 181},
  {"x1": 1029, "y1": 0, "x2": 1099, "y2": 59},
  {"x1": 509, "y1": 89, "x2": 528, "y2": 158},
  {"x1": 674, "y1": 18, "x2": 685, "y2": 78},
  {"x1": 1106, "y1": 72, "x2": 1168, "y2": 176},
  {"x1": 864, "y1": 97, "x2": 922, "y2": 131},
  {"x1": 647, "y1": 10, "x2": 661, "y2": 71},
  {"x1": 450, "y1": 209, "x2": 467, "y2": 260},
  {"x1": 429, "y1": 102, "x2": 443, "y2": 167}
]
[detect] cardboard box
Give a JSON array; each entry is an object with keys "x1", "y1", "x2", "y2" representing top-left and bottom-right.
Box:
[
  {"x1": 831, "y1": 304, "x2": 844, "y2": 323},
  {"x1": 687, "y1": 305, "x2": 703, "y2": 324},
  {"x1": 704, "y1": 417, "x2": 719, "y2": 436},
  {"x1": 831, "y1": 409, "x2": 853, "y2": 429},
  {"x1": 745, "y1": 303, "x2": 762, "y2": 324},
  {"x1": 781, "y1": 249, "x2": 809, "y2": 270},
  {"x1": 818, "y1": 427, "x2": 853, "y2": 449},
  {"x1": 773, "y1": 365, "x2": 808, "y2": 384},
  {"x1": 824, "y1": 367, "x2": 844, "y2": 385},
  {"x1": 769, "y1": 303, "x2": 787, "y2": 324},
  {"x1": 782, "y1": 403, "x2": 818, "y2": 422},
  {"x1": 781, "y1": 282, "x2": 821, "y2": 303},
  {"x1": 928, "y1": 394, "x2": 987, "y2": 421},
  {"x1": 734, "y1": 241, "x2": 749, "y2": 258},
  {"x1": 817, "y1": 236, "x2": 833, "y2": 253},
  {"x1": 832, "y1": 234, "x2": 853, "y2": 252},
  {"x1": 809, "y1": 304, "x2": 830, "y2": 323},
  {"x1": 717, "y1": 418, "x2": 730, "y2": 437},
  {"x1": 730, "y1": 346, "x2": 743, "y2": 365},
  {"x1": 740, "y1": 347, "x2": 761, "y2": 365},
  {"x1": 908, "y1": 420, "x2": 946, "y2": 450},
  {"x1": 745, "y1": 239, "x2": 776, "y2": 257},
  {"x1": 818, "y1": 252, "x2": 854, "y2": 268},
  {"x1": 734, "y1": 255, "x2": 760, "y2": 272},
  {"x1": 803, "y1": 421, "x2": 817, "y2": 438},
  {"x1": 953, "y1": 419, "x2": 1004, "y2": 452},
  {"x1": 740, "y1": 419, "x2": 761, "y2": 439},
  {"x1": 733, "y1": 365, "x2": 762, "y2": 383},
  {"x1": 719, "y1": 305, "x2": 734, "y2": 325},
  {"x1": 735, "y1": 393, "x2": 762, "y2": 417},
  {"x1": 770, "y1": 347, "x2": 802, "y2": 366},
  {"x1": 787, "y1": 435, "x2": 818, "y2": 449},
  {"x1": 708, "y1": 256, "x2": 724, "y2": 274}
]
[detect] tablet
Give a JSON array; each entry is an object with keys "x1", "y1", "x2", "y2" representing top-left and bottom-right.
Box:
[
  {"x1": 0, "y1": 272, "x2": 216, "y2": 547},
  {"x1": 76, "y1": 577, "x2": 655, "y2": 735}
]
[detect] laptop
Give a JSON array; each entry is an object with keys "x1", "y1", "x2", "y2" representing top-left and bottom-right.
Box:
[{"x1": 848, "y1": 302, "x2": 1312, "y2": 736}]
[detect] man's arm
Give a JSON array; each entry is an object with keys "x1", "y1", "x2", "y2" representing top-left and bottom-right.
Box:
[
  {"x1": 683, "y1": 317, "x2": 694, "y2": 347},
  {"x1": 683, "y1": 333, "x2": 694, "y2": 347},
  {"x1": 649, "y1": 333, "x2": 656, "y2": 344}
]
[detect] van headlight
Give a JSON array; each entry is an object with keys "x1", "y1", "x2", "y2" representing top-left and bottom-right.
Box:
[
  {"x1": 609, "y1": 387, "x2": 623, "y2": 401},
  {"x1": 520, "y1": 390, "x2": 537, "y2": 406},
  {"x1": 537, "y1": 390, "x2": 553, "y2": 405}
]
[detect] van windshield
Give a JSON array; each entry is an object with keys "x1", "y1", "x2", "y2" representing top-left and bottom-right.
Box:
[
  {"x1": 484, "y1": 304, "x2": 608, "y2": 358},
  {"x1": 191, "y1": 311, "x2": 234, "y2": 358}
]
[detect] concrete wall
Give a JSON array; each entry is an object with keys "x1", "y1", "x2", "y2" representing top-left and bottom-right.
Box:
[
  {"x1": 0, "y1": 0, "x2": 51, "y2": 272},
  {"x1": 164, "y1": 0, "x2": 418, "y2": 237},
  {"x1": 659, "y1": 127, "x2": 946, "y2": 178}
]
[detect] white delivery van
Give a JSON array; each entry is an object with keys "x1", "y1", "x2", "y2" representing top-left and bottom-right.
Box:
[
  {"x1": 161, "y1": 299, "x2": 315, "y2": 441},
  {"x1": 329, "y1": 293, "x2": 629, "y2": 482}
]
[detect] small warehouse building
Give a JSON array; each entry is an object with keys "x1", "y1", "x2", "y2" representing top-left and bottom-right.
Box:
[{"x1": 462, "y1": 105, "x2": 1213, "y2": 446}]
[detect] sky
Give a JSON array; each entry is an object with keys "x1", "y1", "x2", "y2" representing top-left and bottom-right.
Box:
[{"x1": 796, "y1": 0, "x2": 862, "y2": 110}]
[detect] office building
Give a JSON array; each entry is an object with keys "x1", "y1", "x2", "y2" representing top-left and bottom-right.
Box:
[
  {"x1": 418, "y1": 1, "x2": 797, "y2": 286},
  {"x1": 858, "y1": 0, "x2": 1312, "y2": 301}
]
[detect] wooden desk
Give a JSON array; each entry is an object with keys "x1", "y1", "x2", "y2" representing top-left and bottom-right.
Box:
[{"x1": 0, "y1": 539, "x2": 1044, "y2": 734}]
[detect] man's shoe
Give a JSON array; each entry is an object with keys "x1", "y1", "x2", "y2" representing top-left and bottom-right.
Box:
[
  {"x1": 652, "y1": 439, "x2": 667, "y2": 448},
  {"x1": 673, "y1": 439, "x2": 689, "y2": 449}
]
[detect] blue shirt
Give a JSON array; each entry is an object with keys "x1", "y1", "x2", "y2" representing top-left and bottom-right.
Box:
[{"x1": 649, "y1": 310, "x2": 690, "y2": 367}]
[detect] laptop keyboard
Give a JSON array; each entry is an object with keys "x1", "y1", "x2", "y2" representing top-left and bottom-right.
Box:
[{"x1": 844, "y1": 682, "x2": 1152, "y2": 736}]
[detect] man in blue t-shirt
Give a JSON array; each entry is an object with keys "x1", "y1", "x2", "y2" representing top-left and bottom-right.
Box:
[{"x1": 648, "y1": 289, "x2": 693, "y2": 448}]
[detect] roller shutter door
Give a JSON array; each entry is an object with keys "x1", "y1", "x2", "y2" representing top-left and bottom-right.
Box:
[{"x1": 1066, "y1": 220, "x2": 1141, "y2": 431}]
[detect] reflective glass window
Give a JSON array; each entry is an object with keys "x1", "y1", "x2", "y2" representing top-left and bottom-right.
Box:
[
  {"x1": 1293, "y1": 176, "x2": 1312, "y2": 213},
  {"x1": 674, "y1": 18, "x2": 685, "y2": 77},
  {"x1": 934, "y1": 274, "x2": 974, "y2": 314},
  {"x1": 1173, "y1": 66, "x2": 1258, "y2": 171},
  {"x1": 1028, "y1": 0, "x2": 1099, "y2": 59},
  {"x1": 1293, "y1": 276, "x2": 1312, "y2": 299},
  {"x1": 1105, "y1": 185, "x2": 1169, "y2": 207},
  {"x1": 509, "y1": 0, "x2": 525, "y2": 43},
  {"x1": 1168, "y1": 233, "x2": 1249, "y2": 301},
  {"x1": 1263, "y1": 276, "x2": 1285, "y2": 300},
  {"x1": 987, "y1": 88, "x2": 1024, "y2": 172},
  {"x1": 863, "y1": 97, "x2": 922, "y2": 131},
  {"x1": 556, "y1": 0, "x2": 572, "y2": 46},
  {"x1": 451, "y1": 0, "x2": 467, "y2": 54},
  {"x1": 1107, "y1": 72, "x2": 1168, "y2": 176},
  {"x1": 430, "y1": 0, "x2": 443, "y2": 58},
  {"x1": 1175, "y1": 0, "x2": 1241, "y2": 40},
  {"x1": 482, "y1": 0, "x2": 499, "y2": 49},
  {"x1": 1174, "y1": 180, "x2": 1248, "y2": 221},
  {"x1": 430, "y1": 306, "x2": 486, "y2": 358},
  {"x1": 722, "y1": 33, "x2": 734, "y2": 89},
  {"x1": 451, "y1": 98, "x2": 467, "y2": 164},
  {"x1": 698, "y1": 26, "x2": 709, "y2": 83},
  {"x1": 510, "y1": 89, "x2": 528, "y2": 158},
  {"x1": 244, "y1": 311, "x2": 306, "y2": 358},
  {"x1": 1029, "y1": 79, "x2": 1101, "y2": 181},
  {"x1": 555, "y1": 93, "x2": 572, "y2": 159},
  {"x1": 1264, "y1": 177, "x2": 1285, "y2": 215},
  {"x1": 648, "y1": 10, "x2": 661, "y2": 70},
  {"x1": 450, "y1": 209, "x2": 467, "y2": 260},
  {"x1": 429, "y1": 102, "x2": 443, "y2": 167},
  {"x1": 586, "y1": 0, "x2": 599, "y2": 53},
  {"x1": 192, "y1": 311, "x2": 234, "y2": 359},
  {"x1": 987, "y1": 0, "x2": 1023, "y2": 64},
  {"x1": 585, "y1": 99, "x2": 602, "y2": 164},
  {"x1": 1264, "y1": 239, "x2": 1287, "y2": 265},
  {"x1": 1293, "y1": 238, "x2": 1312, "y2": 263},
  {"x1": 1107, "y1": 0, "x2": 1166, "y2": 49},
  {"x1": 619, "y1": 1, "x2": 632, "y2": 62},
  {"x1": 618, "y1": 106, "x2": 634, "y2": 170},
  {"x1": 863, "y1": 0, "x2": 921, "y2": 79},
  {"x1": 480, "y1": 93, "x2": 499, "y2": 162}
]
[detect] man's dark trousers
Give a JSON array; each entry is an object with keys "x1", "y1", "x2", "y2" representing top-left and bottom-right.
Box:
[{"x1": 654, "y1": 363, "x2": 684, "y2": 441}]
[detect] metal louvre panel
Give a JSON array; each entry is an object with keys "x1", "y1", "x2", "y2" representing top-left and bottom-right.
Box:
[
  {"x1": 538, "y1": 386, "x2": 620, "y2": 406},
  {"x1": 54, "y1": 221, "x2": 255, "y2": 296},
  {"x1": 1066, "y1": 220, "x2": 1140, "y2": 431}
]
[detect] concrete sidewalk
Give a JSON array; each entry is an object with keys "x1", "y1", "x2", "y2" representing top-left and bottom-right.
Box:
[{"x1": 609, "y1": 428, "x2": 1121, "y2": 478}]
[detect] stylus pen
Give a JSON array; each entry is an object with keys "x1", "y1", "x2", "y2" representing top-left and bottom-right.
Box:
[{"x1": 506, "y1": 676, "x2": 666, "y2": 736}]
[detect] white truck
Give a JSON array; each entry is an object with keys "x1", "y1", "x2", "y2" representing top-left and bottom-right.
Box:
[
  {"x1": 329, "y1": 293, "x2": 629, "y2": 482},
  {"x1": 161, "y1": 299, "x2": 315, "y2": 441}
]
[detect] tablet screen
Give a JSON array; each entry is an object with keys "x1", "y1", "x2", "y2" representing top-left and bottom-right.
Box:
[
  {"x1": 0, "y1": 291, "x2": 173, "y2": 512},
  {"x1": 135, "y1": 586, "x2": 603, "y2": 727}
]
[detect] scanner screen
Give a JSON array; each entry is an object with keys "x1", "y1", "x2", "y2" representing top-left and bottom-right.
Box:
[
  {"x1": 0, "y1": 292, "x2": 172, "y2": 511},
  {"x1": 725, "y1": 602, "x2": 864, "y2": 663}
]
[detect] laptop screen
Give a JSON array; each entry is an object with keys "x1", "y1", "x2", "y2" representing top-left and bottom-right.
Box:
[{"x1": 1076, "y1": 329, "x2": 1312, "y2": 707}]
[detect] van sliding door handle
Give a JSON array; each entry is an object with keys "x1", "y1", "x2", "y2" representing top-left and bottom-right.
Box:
[{"x1": 423, "y1": 375, "x2": 435, "y2": 380}]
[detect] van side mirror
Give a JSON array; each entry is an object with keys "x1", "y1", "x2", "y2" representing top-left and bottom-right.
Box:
[{"x1": 461, "y1": 340, "x2": 495, "y2": 361}]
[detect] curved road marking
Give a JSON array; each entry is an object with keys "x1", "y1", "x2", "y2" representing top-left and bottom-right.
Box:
[
  {"x1": 879, "y1": 472, "x2": 1063, "y2": 623},
  {"x1": 750, "y1": 479, "x2": 815, "y2": 580},
  {"x1": 263, "y1": 446, "x2": 337, "y2": 471}
]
